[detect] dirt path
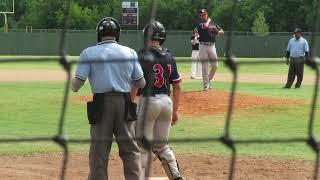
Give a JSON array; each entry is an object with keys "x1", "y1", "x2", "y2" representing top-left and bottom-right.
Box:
[
  {"x1": 0, "y1": 153, "x2": 314, "y2": 180},
  {"x1": 0, "y1": 70, "x2": 67, "y2": 82},
  {"x1": 0, "y1": 70, "x2": 315, "y2": 85}
]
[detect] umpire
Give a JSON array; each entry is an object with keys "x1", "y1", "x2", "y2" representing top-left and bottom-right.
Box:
[
  {"x1": 71, "y1": 17, "x2": 145, "y2": 180},
  {"x1": 283, "y1": 28, "x2": 310, "y2": 89}
]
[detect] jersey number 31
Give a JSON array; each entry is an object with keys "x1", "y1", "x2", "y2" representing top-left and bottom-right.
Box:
[{"x1": 153, "y1": 64, "x2": 172, "y2": 88}]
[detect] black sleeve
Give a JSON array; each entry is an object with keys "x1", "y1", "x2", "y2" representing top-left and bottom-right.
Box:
[
  {"x1": 215, "y1": 24, "x2": 222, "y2": 30},
  {"x1": 305, "y1": 52, "x2": 309, "y2": 58},
  {"x1": 286, "y1": 51, "x2": 290, "y2": 59},
  {"x1": 211, "y1": 21, "x2": 221, "y2": 30}
]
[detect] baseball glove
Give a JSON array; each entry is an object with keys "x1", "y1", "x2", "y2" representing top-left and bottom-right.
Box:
[{"x1": 208, "y1": 25, "x2": 219, "y2": 36}]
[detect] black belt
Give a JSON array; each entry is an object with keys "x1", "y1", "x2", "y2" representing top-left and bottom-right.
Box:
[
  {"x1": 200, "y1": 42, "x2": 214, "y2": 46},
  {"x1": 95, "y1": 92, "x2": 127, "y2": 96},
  {"x1": 142, "y1": 92, "x2": 169, "y2": 97}
]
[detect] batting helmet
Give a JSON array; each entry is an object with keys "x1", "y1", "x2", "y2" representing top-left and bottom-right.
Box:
[
  {"x1": 96, "y1": 17, "x2": 121, "y2": 42},
  {"x1": 143, "y1": 21, "x2": 166, "y2": 45}
]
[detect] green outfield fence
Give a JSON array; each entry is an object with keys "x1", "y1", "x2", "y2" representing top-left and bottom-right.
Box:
[
  {"x1": 0, "y1": 29, "x2": 319, "y2": 57},
  {"x1": 0, "y1": 0, "x2": 320, "y2": 180}
]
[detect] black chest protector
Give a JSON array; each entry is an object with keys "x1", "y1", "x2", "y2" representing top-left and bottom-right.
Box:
[{"x1": 138, "y1": 47, "x2": 172, "y2": 96}]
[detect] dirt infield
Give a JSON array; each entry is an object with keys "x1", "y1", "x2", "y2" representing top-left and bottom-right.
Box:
[
  {"x1": 0, "y1": 70, "x2": 315, "y2": 85},
  {"x1": 178, "y1": 90, "x2": 305, "y2": 117},
  {"x1": 72, "y1": 90, "x2": 305, "y2": 117},
  {"x1": 0, "y1": 153, "x2": 314, "y2": 180}
]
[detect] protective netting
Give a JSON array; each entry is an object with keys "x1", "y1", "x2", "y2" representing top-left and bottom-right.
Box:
[{"x1": 0, "y1": 0, "x2": 319, "y2": 180}]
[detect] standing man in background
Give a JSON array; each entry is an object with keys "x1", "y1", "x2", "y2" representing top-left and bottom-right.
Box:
[
  {"x1": 71, "y1": 17, "x2": 145, "y2": 180},
  {"x1": 131, "y1": 21, "x2": 183, "y2": 180},
  {"x1": 195, "y1": 8, "x2": 224, "y2": 90},
  {"x1": 190, "y1": 30, "x2": 201, "y2": 79},
  {"x1": 283, "y1": 28, "x2": 309, "y2": 89}
]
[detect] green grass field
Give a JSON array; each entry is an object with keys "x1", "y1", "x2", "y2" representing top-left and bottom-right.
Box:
[{"x1": 0, "y1": 56, "x2": 319, "y2": 162}]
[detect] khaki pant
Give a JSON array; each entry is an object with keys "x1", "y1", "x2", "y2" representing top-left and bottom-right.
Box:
[
  {"x1": 136, "y1": 95, "x2": 181, "y2": 179},
  {"x1": 191, "y1": 50, "x2": 202, "y2": 78},
  {"x1": 88, "y1": 93, "x2": 142, "y2": 180},
  {"x1": 199, "y1": 44, "x2": 218, "y2": 87}
]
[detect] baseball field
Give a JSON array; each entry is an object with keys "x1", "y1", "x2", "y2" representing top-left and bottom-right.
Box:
[{"x1": 0, "y1": 56, "x2": 319, "y2": 179}]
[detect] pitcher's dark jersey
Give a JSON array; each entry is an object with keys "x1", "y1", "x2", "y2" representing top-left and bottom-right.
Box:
[
  {"x1": 196, "y1": 21, "x2": 221, "y2": 43},
  {"x1": 137, "y1": 47, "x2": 181, "y2": 96}
]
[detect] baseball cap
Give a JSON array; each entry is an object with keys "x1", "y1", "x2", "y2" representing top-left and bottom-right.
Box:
[
  {"x1": 199, "y1": 9, "x2": 207, "y2": 16},
  {"x1": 294, "y1": 28, "x2": 302, "y2": 33}
]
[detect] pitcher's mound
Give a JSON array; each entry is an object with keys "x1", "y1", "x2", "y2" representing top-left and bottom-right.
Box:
[
  {"x1": 179, "y1": 90, "x2": 305, "y2": 117},
  {"x1": 72, "y1": 90, "x2": 305, "y2": 117}
]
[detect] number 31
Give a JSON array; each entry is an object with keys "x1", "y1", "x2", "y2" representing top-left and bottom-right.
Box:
[{"x1": 153, "y1": 64, "x2": 172, "y2": 88}]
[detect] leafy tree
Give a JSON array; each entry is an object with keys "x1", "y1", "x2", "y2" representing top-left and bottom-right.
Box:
[
  {"x1": 0, "y1": 0, "x2": 17, "y2": 28},
  {"x1": 210, "y1": 0, "x2": 237, "y2": 31},
  {"x1": 263, "y1": 0, "x2": 308, "y2": 32},
  {"x1": 1, "y1": 0, "x2": 317, "y2": 32},
  {"x1": 19, "y1": 0, "x2": 66, "y2": 28},
  {"x1": 57, "y1": 2, "x2": 99, "y2": 30},
  {"x1": 302, "y1": 0, "x2": 319, "y2": 31},
  {"x1": 251, "y1": 11, "x2": 269, "y2": 36}
]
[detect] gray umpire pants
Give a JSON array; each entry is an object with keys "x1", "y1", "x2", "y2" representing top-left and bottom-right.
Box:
[
  {"x1": 88, "y1": 93, "x2": 142, "y2": 180},
  {"x1": 285, "y1": 57, "x2": 305, "y2": 88}
]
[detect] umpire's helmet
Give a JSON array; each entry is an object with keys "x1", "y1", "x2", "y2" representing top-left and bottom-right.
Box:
[
  {"x1": 143, "y1": 21, "x2": 166, "y2": 45},
  {"x1": 96, "y1": 17, "x2": 121, "y2": 42}
]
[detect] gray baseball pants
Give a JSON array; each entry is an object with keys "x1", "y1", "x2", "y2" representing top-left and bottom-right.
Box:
[
  {"x1": 199, "y1": 44, "x2": 218, "y2": 88},
  {"x1": 88, "y1": 93, "x2": 142, "y2": 180}
]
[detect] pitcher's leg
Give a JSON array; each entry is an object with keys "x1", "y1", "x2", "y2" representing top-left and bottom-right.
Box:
[
  {"x1": 191, "y1": 51, "x2": 197, "y2": 78},
  {"x1": 195, "y1": 51, "x2": 202, "y2": 78},
  {"x1": 208, "y1": 45, "x2": 218, "y2": 83},
  {"x1": 199, "y1": 45, "x2": 209, "y2": 89}
]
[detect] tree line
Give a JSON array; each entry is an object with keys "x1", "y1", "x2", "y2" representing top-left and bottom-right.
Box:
[{"x1": 0, "y1": 0, "x2": 318, "y2": 32}]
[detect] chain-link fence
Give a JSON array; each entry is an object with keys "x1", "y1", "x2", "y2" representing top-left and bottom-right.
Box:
[{"x1": 0, "y1": 0, "x2": 319, "y2": 180}]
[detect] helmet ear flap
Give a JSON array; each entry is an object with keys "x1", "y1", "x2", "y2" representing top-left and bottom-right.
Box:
[{"x1": 159, "y1": 39, "x2": 165, "y2": 45}]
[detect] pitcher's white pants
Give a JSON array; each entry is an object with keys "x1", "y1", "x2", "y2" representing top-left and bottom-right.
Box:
[{"x1": 199, "y1": 44, "x2": 218, "y2": 87}]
